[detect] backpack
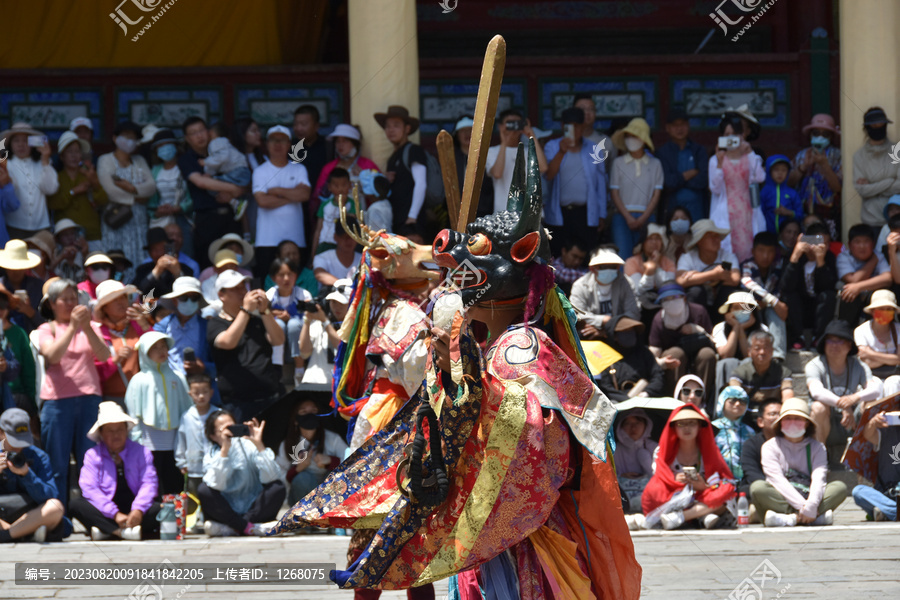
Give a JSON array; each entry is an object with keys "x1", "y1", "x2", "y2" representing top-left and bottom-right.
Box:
[{"x1": 401, "y1": 143, "x2": 445, "y2": 208}]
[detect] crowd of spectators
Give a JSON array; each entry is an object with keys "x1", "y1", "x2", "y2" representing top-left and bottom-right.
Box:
[{"x1": 0, "y1": 95, "x2": 897, "y2": 543}]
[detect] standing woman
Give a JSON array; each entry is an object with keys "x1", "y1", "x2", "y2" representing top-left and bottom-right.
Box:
[
  {"x1": 230, "y1": 117, "x2": 265, "y2": 240},
  {"x1": 852, "y1": 107, "x2": 900, "y2": 228},
  {"x1": 788, "y1": 114, "x2": 842, "y2": 237},
  {"x1": 48, "y1": 132, "x2": 108, "y2": 253},
  {"x1": 312, "y1": 124, "x2": 381, "y2": 201},
  {"x1": 0, "y1": 122, "x2": 58, "y2": 239},
  {"x1": 146, "y1": 130, "x2": 194, "y2": 262},
  {"x1": 36, "y1": 278, "x2": 111, "y2": 501},
  {"x1": 97, "y1": 121, "x2": 156, "y2": 282},
  {"x1": 708, "y1": 113, "x2": 765, "y2": 262}
]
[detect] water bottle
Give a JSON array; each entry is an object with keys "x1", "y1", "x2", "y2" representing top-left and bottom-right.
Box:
[
  {"x1": 737, "y1": 492, "x2": 750, "y2": 527},
  {"x1": 157, "y1": 501, "x2": 178, "y2": 540},
  {"x1": 749, "y1": 183, "x2": 760, "y2": 208}
]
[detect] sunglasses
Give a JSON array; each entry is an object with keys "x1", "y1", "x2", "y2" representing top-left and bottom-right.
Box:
[
  {"x1": 674, "y1": 420, "x2": 700, "y2": 428},
  {"x1": 680, "y1": 388, "x2": 703, "y2": 397},
  {"x1": 726, "y1": 397, "x2": 748, "y2": 404}
]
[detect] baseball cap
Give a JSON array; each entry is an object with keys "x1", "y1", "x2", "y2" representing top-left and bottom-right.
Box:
[
  {"x1": 215, "y1": 270, "x2": 249, "y2": 294},
  {"x1": 0, "y1": 408, "x2": 32, "y2": 448},
  {"x1": 70, "y1": 117, "x2": 93, "y2": 132},
  {"x1": 267, "y1": 125, "x2": 291, "y2": 139},
  {"x1": 325, "y1": 278, "x2": 353, "y2": 304}
]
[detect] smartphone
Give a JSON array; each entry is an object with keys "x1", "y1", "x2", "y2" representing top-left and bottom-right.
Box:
[
  {"x1": 164, "y1": 243, "x2": 177, "y2": 258},
  {"x1": 682, "y1": 466, "x2": 698, "y2": 480},
  {"x1": 504, "y1": 119, "x2": 524, "y2": 132},
  {"x1": 717, "y1": 135, "x2": 741, "y2": 150},
  {"x1": 800, "y1": 234, "x2": 825, "y2": 246},
  {"x1": 182, "y1": 347, "x2": 196, "y2": 363},
  {"x1": 227, "y1": 424, "x2": 250, "y2": 438},
  {"x1": 720, "y1": 261, "x2": 732, "y2": 271},
  {"x1": 884, "y1": 412, "x2": 900, "y2": 426},
  {"x1": 13, "y1": 290, "x2": 28, "y2": 304},
  {"x1": 564, "y1": 124, "x2": 575, "y2": 140},
  {"x1": 27, "y1": 135, "x2": 47, "y2": 148}
]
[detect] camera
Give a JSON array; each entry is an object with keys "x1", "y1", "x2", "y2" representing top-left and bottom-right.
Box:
[
  {"x1": 296, "y1": 300, "x2": 320, "y2": 313},
  {"x1": 6, "y1": 451, "x2": 33, "y2": 469},
  {"x1": 717, "y1": 135, "x2": 741, "y2": 150},
  {"x1": 504, "y1": 119, "x2": 524, "y2": 131},
  {"x1": 800, "y1": 234, "x2": 824, "y2": 246}
]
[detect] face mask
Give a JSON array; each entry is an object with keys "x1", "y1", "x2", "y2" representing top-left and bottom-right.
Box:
[
  {"x1": 156, "y1": 144, "x2": 176, "y2": 161},
  {"x1": 89, "y1": 268, "x2": 110, "y2": 284},
  {"x1": 296, "y1": 413, "x2": 320, "y2": 430},
  {"x1": 810, "y1": 135, "x2": 830, "y2": 150},
  {"x1": 664, "y1": 297, "x2": 686, "y2": 317},
  {"x1": 873, "y1": 308, "x2": 895, "y2": 325},
  {"x1": 616, "y1": 331, "x2": 637, "y2": 349},
  {"x1": 233, "y1": 253, "x2": 243, "y2": 264},
  {"x1": 781, "y1": 421, "x2": 807, "y2": 439},
  {"x1": 595, "y1": 270, "x2": 618, "y2": 285},
  {"x1": 866, "y1": 125, "x2": 887, "y2": 141},
  {"x1": 733, "y1": 310, "x2": 751, "y2": 324},
  {"x1": 671, "y1": 219, "x2": 691, "y2": 235},
  {"x1": 338, "y1": 146, "x2": 358, "y2": 160},
  {"x1": 177, "y1": 299, "x2": 199, "y2": 317},
  {"x1": 625, "y1": 137, "x2": 644, "y2": 152},
  {"x1": 114, "y1": 136, "x2": 138, "y2": 154},
  {"x1": 114, "y1": 272, "x2": 123, "y2": 282}
]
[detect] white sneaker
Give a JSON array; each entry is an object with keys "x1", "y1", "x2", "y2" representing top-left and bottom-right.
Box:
[
  {"x1": 205, "y1": 520, "x2": 239, "y2": 538},
  {"x1": 293, "y1": 368, "x2": 306, "y2": 389},
  {"x1": 873, "y1": 507, "x2": 887, "y2": 522},
  {"x1": 703, "y1": 513, "x2": 721, "y2": 529},
  {"x1": 91, "y1": 526, "x2": 113, "y2": 541},
  {"x1": 660, "y1": 511, "x2": 685, "y2": 530},
  {"x1": 811, "y1": 510, "x2": 833, "y2": 526},
  {"x1": 764, "y1": 511, "x2": 798, "y2": 527},
  {"x1": 624, "y1": 514, "x2": 646, "y2": 531},
  {"x1": 120, "y1": 526, "x2": 141, "y2": 540},
  {"x1": 32, "y1": 525, "x2": 47, "y2": 543},
  {"x1": 231, "y1": 198, "x2": 248, "y2": 221},
  {"x1": 248, "y1": 521, "x2": 278, "y2": 537}
]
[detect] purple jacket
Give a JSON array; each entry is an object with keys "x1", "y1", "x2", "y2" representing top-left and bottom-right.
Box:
[{"x1": 79, "y1": 439, "x2": 158, "y2": 518}]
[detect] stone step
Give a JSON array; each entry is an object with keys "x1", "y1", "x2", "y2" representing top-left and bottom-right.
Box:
[{"x1": 784, "y1": 349, "x2": 817, "y2": 399}]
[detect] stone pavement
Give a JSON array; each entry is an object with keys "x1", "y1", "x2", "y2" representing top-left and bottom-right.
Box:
[{"x1": 2, "y1": 498, "x2": 898, "y2": 600}]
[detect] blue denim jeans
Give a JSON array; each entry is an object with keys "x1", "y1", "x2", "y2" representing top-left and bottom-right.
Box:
[
  {"x1": 40, "y1": 394, "x2": 103, "y2": 505},
  {"x1": 288, "y1": 469, "x2": 327, "y2": 506},
  {"x1": 612, "y1": 212, "x2": 655, "y2": 260},
  {"x1": 852, "y1": 484, "x2": 897, "y2": 520}
]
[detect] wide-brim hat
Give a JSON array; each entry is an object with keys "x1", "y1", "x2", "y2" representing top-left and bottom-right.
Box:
[
  {"x1": 816, "y1": 319, "x2": 857, "y2": 355},
  {"x1": 57, "y1": 131, "x2": 91, "y2": 155},
  {"x1": 614, "y1": 316, "x2": 645, "y2": 333},
  {"x1": 0, "y1": 122, "x2": 42, "y2": 142},
  {"x1": 718, "y1": 291, "x2": 758, "y2": 315},
  {"x1": 326, "y1": 124, "x2": 361, "y2": 141},
  {"x1": 24, "y1": 231, "x2": 55, "y2": 262},
  {"x1": 207, "y1": 233, "x2": 253, "y2": 267},
  {"x1": 84, "y1": 252, "x2": 113, "y2": 268},
  {"x1": 802, "y1": 113, "x2": 840, "y2": 137},
  {"x1": 726, "y1": 104, "x2": 761, "y2": 141},
  {"x1": 160, "y1": 276, "x2": 208, "y2": 309},
  {"x1": 54, "y1": 218, "x2": 80, "y2": 236},
  {"x1": 686, "y1": 219, "x2": 730, "y2": 249},
  {"x1": 374, "y1": 105, "x2": 419, "y2": 135},
  {"x1": 140, "y1": 124, "x2": 161, "y2": 144},
  {"x1": 864, "y1": 107, "x2": 893, "y2": 126},
  {"x1": 773, "y1": 397, "x2": 814, "y2": 428},
  {"x1": 93, "y1": 280, "x2": 138, "y2": 320},
  {"x1": 87, "y1": 401, "x2": 138, "y2": 443},
  {"x1": 588, "y1": 248, "x2": 625, "y2": 267},
  {"x1": 105, "y1": 249, "x2": 133, "y2": 269},
  {"x1": 611, "y1": 117, "x2": 654, "y2": 152},
  {"x1": 669, "y1": 406, "x2": 708, "y2": 427},
  {"x1": 864, "y1": 289, "x2": 900, "y2": 314},
  {"x1": 0, "y1": 239, "x2": 41, "y2": 271}
]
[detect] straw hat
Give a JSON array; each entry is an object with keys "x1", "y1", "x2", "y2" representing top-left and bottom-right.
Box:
[
  {"x1": 214, "y1": 249, "x2": 239, "y2": 269},
  {"x1": 24, "y1": 231, "x2": 55, "y2": 262},
  {"x1": 863, "y1": 289, "x2": 900, "y2": 314},
  {"x1": 611, "y1": 117, "x2": 654, "y2": 152},
  {"x1": 84, "y1": 252, "x2": 113, "y2": 268},
  {"x1": 669, "y1": 406, "x2": 708, "y2": 427},
  {"x1": 93, "y1": 280, "x2": 138, "y2": 320},
  {"x1": 87, "y1": 401, "x2": 138, "y2": 443},
  {"x1": 773, "y1": 397, "x2": 815, "y2": 429},
  {"x1": 588, "y1": 248, "x2": 625, "y2": 267},
  {"x1": 207, "y1": 233, "x2": 254, "y2": 267},
  {"x1": 0, "y1": 122, "x2": 42, "y2": 142},
  {"x1": 686, "y1": 219, "x2": 730, "y2": 249},
  {"x1": 0, "y1": 239, "x2": 41, "y2": 271}
]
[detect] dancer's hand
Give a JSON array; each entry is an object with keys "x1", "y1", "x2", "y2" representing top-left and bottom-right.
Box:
[{"x1": 430, "y1": 327, "x2": 451, "y2": 372}]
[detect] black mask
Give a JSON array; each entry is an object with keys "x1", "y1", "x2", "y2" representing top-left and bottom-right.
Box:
[
  {"x1": 866, "y1": 125, "x2": 887, "y2": 141},
  {"x1": 616, "y1": 331, "x2": 638, "y2": 349},
  {"x1": 296, "y1": 413, "x2": 320, "y2": 430}
]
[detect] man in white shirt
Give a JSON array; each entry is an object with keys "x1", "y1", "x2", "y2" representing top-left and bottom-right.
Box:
[
  {"x1": 485, "y1": 109, "x2": 548, "y2": 214},
  {"x1": 252, "y1": 125, "x2": 310, "y2": 278},
  {"x1": 676, "y1": 219, "x2": 741, "y2": 315}
]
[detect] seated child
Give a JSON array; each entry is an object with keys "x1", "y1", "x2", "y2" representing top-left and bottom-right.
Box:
[
  {"x1": 265, "y1": 257, "x2": 313, "y2": 387},
  {"x1": 200, "y1": 122, "x2": 251, "y2": 221},
  {"x1": 312, "y1": 167, "x2": 354, "y2": 256},
  {"x1": 837, "y1": 224, "x2": 892, "y2": 326},
  {"x1": 125, "y1": 331, "x2": 193, "y2": 497},
  {"x1": 712, "y1": 386, "x2": 755, "y2": 481},
  {"x1": 615, "y1": 408, "x2": 658, "y2": 514},
  {"x1": 175, "y1": 373, "x2": 220, "y2": 520},
  {"x1": 760, "y1": 155, "x2": 803, "y2": 235}
]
